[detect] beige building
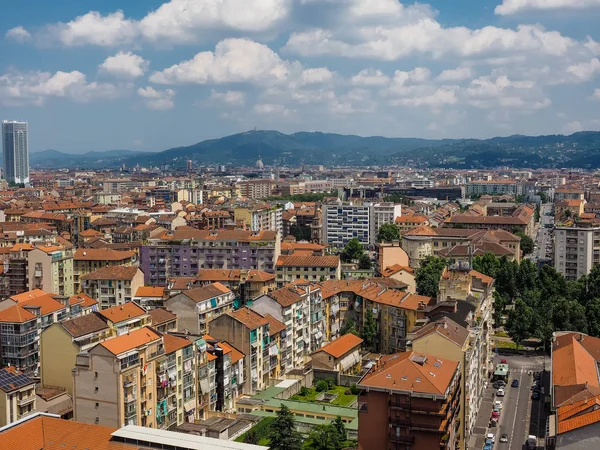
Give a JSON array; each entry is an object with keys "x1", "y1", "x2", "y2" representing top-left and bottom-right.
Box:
[
  {"x1": 237, "y1": 180, "x2": 276, "y2": 200},
  {"x1": 195, "y1": 269, "x2": 276, "y2": 302},
  {"x1": 28, "y1": 244, "x2": 75, "y2": 297},
  {"x1": 554, "y1": 225, "x2": 600, "y2": 280},
  {"x1": 376, "y1": 241, "x2": 409, "y2": 274},
  {"x1": 81, "y1": 266, "x2": 144, "y2": 309},
  {"x1": 165, "y1": 282, "x2": 234, "y2": 335},
  {"x1": 275, "y1": 255, "x2": 341, "y2": 287},
  {"x1": 73, "y1": 248, "x2": 136, "y2": 293},
  {"x1": 380, "y1": 264, "x2": 416, "y2": 293},
  {"x1": 0, "y1": 366, "x2": 36, "y2": 426},
  {"x1": 311, "y1": 333, "x2": 363, "y2": 375}
]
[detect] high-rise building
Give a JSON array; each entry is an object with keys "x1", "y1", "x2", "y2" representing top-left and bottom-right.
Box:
[{"x1": 2, "y1": 121, "x2": 29, "y2": 185}]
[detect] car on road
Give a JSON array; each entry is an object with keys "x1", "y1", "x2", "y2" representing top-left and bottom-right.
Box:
[
  {"x1": 494, "y1": 400, "x2": 503, "y2": 410},
  {"x1": 500, "y1": 433, "x2": 509, "y2": 443},
  {"x1": 497, "y1": 388, "x2": 505, "y2": 397},
  {"x1": 493, "y1": 380, "x2": 506, "y2": 389},
  {"x1": 534, "y1": 371, "x2": 541, "y2": 380},
  {"x1": 532, "y1": 391, "x2": 541, "y2": 400},
  {"x1": 487, "y1": 433, "x2": 496, "y2": 443},
  {"x1": 484, "y1": 443, "x2": 493, "y2": 450},
  {"x1": 491, "y1": 411, "x2": 500, "y2": 419},
  {"x1": 511, "y1": 379, "x2": 519, "y2": 387},
  {"x1": 500, "y1": 359, "x2": 507, "y2": 364}
]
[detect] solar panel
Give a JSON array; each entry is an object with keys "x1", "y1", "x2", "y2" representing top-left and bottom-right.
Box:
[{"x1": 0, "y1": 368, "x2": 33, "y2": 392}]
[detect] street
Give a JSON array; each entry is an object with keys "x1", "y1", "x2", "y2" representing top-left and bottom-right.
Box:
[
  {"x1": 471, "y1": 353, "x2": 547, "y2": 450},
  {"x1": 534, "y1": 203, "x2": 554, "y2": 263}
]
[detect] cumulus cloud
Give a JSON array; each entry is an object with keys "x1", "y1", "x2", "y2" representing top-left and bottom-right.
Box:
[
  {"x1": 253, "y1": 103, "x2": 294, "y2": 116},
  {"x1": 495, "y1": 0, "x2": 600, "y2": 16},
  {"x1": 566, "y1": 58, "x2": 600, "y2": 81},
  {"x1": 209, "y1": 89, "x2": 246, "y2": 106},
  {"x1": 5, "y1": 26, "x2": 31, "y2": 43},
  {"x1": 150, "y1": 39, "x2": 291, "y2": 85},
  {"x1": 0, "y1": 70, "x2": 121, "y2": 105},
  {"x1": 300, "y1": 68, "x2": 334, "y2": 85},
  {"x1": 99, "y1": 52, "x2": 149, "y2": 78},
  {"x1": 592, "y1": 88, "x2": 600, "y2": 100},
  {"x1": 437, "y1": 66, "x2": 474, "y2": 82},
  {"x1": 50, "y1": 11, "x2": 138, "y2": 46},
  {"x1": 351, "y1": 69, "x2": 390, "y2": 86},
  {"x1": 138, "y1": 86, "x2": 175, "y2": 110}
]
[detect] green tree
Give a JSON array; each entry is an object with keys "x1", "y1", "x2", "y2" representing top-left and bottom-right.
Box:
[
  {"x1": 342, "y1": 238, "x2": 364, "y2": 262},
  {"x1": 586, "y1": 298, "x2": 600, "y2": 337},
  {"x1": 415, "y1": 256, "x2": 446, "y2": 298},
  {"x1": 332, "y1": 416, "x2": 348, "y2": 442},
  {"x1": 473, "y1": 252, "x2": 501, "y2": 278},
  {"x1": 515, "y1": 232, "x2": 534, "y2": 256},
  {"x1": 377, "y1": 223, "x2": 400, "y2": 243},
  {"x1": 269, "y1": 404, "x2": 302, "y2": 450},
  {"x1": 358, "y1": 253, "x2": 373, "y2": 270},
  {"x1": 244, "y1": 429, "x2": 259, "y2": 445},
  {"x1": 362, "y1": 309, "x2": 378, "y2": 350},
  {"x1": 305, "y1": 424, "x2": 342, "y2": 450},
  {"x1": 340, "y1": 319, "x2": 359, "y2": 337},
  {"x1": 516, "y1": 259, "x2": 538, "y2": 296},
  {"x1": 506, "y1": 298, "x2": 533, "y2": 349}
]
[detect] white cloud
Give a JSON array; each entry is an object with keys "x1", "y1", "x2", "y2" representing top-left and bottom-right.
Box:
[
  {"x1": 495, "y1": 0, "x2": 600, "y2": 16},
  {"x1": 563, "y1": 120, "x2": 584, "y2": 135},
  {"x1": 566, "y1": 58, "x2": 600, "y2": 81},
  {"x1": 209, "y1": 89, "x2": 246, "y2": 106},
  {"x1": 5, "y1": 26, "x2": 31, "y2": 43},
  {"x1": 300, "y1": 68, "x2": 334, "y2": 85},
  {"x1": 0, "y1": 70, "x2": 121, "y2": 105},
  {"x1": 291, "y1": 89, "x2": 336, "y2": 104},
  {"x1": 150, "y1": 39, "x2": 290, "y2": 85},
  {"x1": 253, "y1": 103, "x2": 294, "y2": 116},
  {"x1": 138, "y1": 86, "x2": 175, "y2": 110},
  {"x1": 437, "y1": 66, "x2": 474, "y2": 82},
  {"x1": 99, "y1": 52, "x2": 149, "y2": 79},
  {"x1": 390, "y1": 86, "x2": 458, "y2": 107},
  {"x1": 350, "y1": 69, "x2": 390, "y2": 86},
  {"x1": 34, "y1": 0, "x2": 290, "y2": 47},
  {"x1": 592, "y1": 88, "x2": 600, "y2": 100}
]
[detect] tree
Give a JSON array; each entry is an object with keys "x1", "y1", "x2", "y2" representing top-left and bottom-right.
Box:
[
  {"x1": 506, "y1": 299, "x2": 533, "y2": 349},
  {"x1": 415, "y1": 256, "x2": 446, "y2": 298},
  {"x1": 586, "y1": 298, "x2": 600, "y2": 338},
  {"x1": 269, "y1": 404, "x2": 302, "y2": 450},
  {"x1": 362, "y1": 309, "x2": 378, "y2": 350},
  {"x1": 377, "y1": 223, "x2": 400, "y2": 243},
  {"x1": 473, "y1": 252, "x2": 501, "y2": 278},
  {"x1": 340, "y1": 319, "x2": 359, "y2": 337},
  {"x1": 332, "y1": 416, "x2": 348, "y2": 442},
  {"x1": 515, "y1": 232, "x2": 534, "y2": 256},
  {"x1": 305, "y1": 424, "x2": 343, "y2": 450},
  {"x1": 358, "y1": 254, "x2": 373, "y2": 270},
  {"x1": 342, "y1": 238, "x2": 364, "y2": 262},
  {"x1": 244, "y1": 429, "x2": 259, "y2": 445}
]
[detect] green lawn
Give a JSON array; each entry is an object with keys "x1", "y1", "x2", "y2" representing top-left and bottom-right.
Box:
[
  {"x1": 496, "y1": 340, "x2": 525, "y2": 350},
  {"x1": 291, "y1": 385, "x2": 357, "y2": 407},
  {"x1": 494, "y1": 331, "x2": 509, "y2": 338}
]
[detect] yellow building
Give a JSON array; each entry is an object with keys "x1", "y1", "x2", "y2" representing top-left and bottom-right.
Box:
[
  {"x1": 28, "y1": 245, "x2": 75, "y2": 297},
  {"x1": 81, "y1": 265, "x2": 145, "y2": 309},
  {"x1": 0, "y1": 366, "x2": 36, "y2": 427},
  {"x1": 73, "y1": 248, "x2": 136, "y2": 293}
]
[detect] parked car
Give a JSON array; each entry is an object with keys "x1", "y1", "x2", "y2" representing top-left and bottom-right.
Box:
[
  {"x1": 492, "y1": 411, "x2": 500, "y2": 419},
  {"x1": 501, "y1": 359, "x2": 507, "y2": 364},
  {"x1": 497, "y1": 388, "x2": 505, "y2": 397},
  {"x1": 493, "y1": 380, "x2": 505, "y2": 389},
  {"x1": 500, "y1": 433, "x2": 509, "y2": 443},
  {"x1": 494, "y1": 400, "x2": 503, "y2": 410},
  {"x1": 511, "y1": 379, "x2": 519, "y2": 387},
  {"x1": 532, "y1": 391, "x2": 541, "y2": 400},
  {"x1": 487, "y1": 433, "x2": 496, "y2": 443}
]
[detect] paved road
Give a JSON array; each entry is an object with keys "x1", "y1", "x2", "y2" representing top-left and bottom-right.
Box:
[
  {"x1": 477, "y1": 354, "x2": 545, "y2": 450},
  {"x1": 534, "y1": 203, "x2": 554, "y2": 263}
]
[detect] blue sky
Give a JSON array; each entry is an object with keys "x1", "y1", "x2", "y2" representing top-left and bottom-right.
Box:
[{"x1": 1, "y1": 0, "x2": 600, "y2": 153}]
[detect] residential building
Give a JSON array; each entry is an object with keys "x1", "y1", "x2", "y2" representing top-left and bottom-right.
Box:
[
  {"x1": 465, "y1": 180, "x2": 523, "y2": 197},
  {"x1": 263, "y1": 313, "x2": 286, "y2": 379},
  {"x1": 0, "y1": 414, "x2": 264, "y2": 450},
  {"x1": 251, "y1": 283, "x2": 325, "y2": 372},
  {"x1": 164, "y1": 282, "x2": 234, "y2": 335},
  {"x1": 395, "y1": 214, "x2": 430, "y2": 233},
  {"x1": 556, "y1": 199, "x2": 585, "y2": 221},
  {"x1": 195, "y1": 269, "x2": 276, "y2": 302},
  {"x1": 140, "y1": 228, "x2": 280, "y2": 286},
  {"x1": 0, "y1": 245, "x2": 32, "y2": 297},
  {"x1": 133, "y1": 286, "x2": 166, "y2": 309},
  {"x1": 237, "y1": 179, "x2": 276, "y2": 200},
  {"x1": 208, "y1": 307, "x2": 271, "y2": 394},
  {"x1": 148, "y1": 308, "x2": 177, "y2": 333},
  {"x1": 28, "y1": 244, "x2": 75, "y2": 297},
  {"x1": 73, "y1": 248, "x2": 136, "y2": 293},
  {"x1": 275, "y1": 255, "x2": 341, "y2": 286},
  {"x1": 372, "y1": 203, "x2": 402, "y2": 234},
  {"x1": 311, "y1": 333, "x2": 363, "y2": 375},
  {"x1": 376, "y1": 241, "x2": 410, "y2": 275},
  {"x1": 322, "y1": 201, "x2": 371, "y2": 247},
  {"x1": 234, "y1": 205, "x2": 283, "y2": 236},
  {"x1": 409, "y1": 317, "x2": 471, "y2": 450},
  {"x1": 444, "y1": 205, "x2": 535, "y2": 235},
  {"x1": 2, "y1": 120, "x2": 29, "y2": 185},
  {"x1": 554, "y1": 187, "x2": 585, "y2": 202},
  {"x1": 380, "y1": 264, "x2": 416, "y2": 293},
  {"x1": 81, "y1": 266, "x2": 144, "y2": 309},
  {"x1": 204, "y1": 340, "x2": 243, "y2": 413},
  {"x1": 96, "y1": 302, "x2": 151, "y2": 336},
  {"x1": 357, "y1": 352, "x2": 461, "y2": 450},
  {"x1": 554, "y1": 225, "x2": 600, "y2": 280},
  {"x1": 0, "y1": 366, "x2": 36, "y2": 426}
]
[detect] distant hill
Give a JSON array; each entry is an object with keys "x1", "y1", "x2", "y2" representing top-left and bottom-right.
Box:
[
  {"x1": 30, "y1": 149, "x2": 151, "y2": 169},
  {"x1": 30, "y1": 130, "x2": 600, "y2": 169}
]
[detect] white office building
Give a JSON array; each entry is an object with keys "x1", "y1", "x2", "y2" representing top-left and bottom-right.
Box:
[{"x1": 2, "y1": 121, "x2": 29, "y2": 185}]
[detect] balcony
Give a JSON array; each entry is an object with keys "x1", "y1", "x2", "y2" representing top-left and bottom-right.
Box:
[
  {"x1": 390, "y1": 434, "x2": 415, "y2": 445},
  {"x1": 17, "y1": 394, "x2": 35, "y2": 406}
]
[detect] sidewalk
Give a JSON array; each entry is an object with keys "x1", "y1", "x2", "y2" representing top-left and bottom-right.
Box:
[{"x1": 467, "y1": 383, "x2": 495, "y2": 450}]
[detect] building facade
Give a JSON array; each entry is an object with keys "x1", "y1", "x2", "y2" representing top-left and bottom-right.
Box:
[
  {"x1": 554, "y1": 225, "x2": 600, "y2": 280},
  {"x1": 2, "y1": 121, "x2": 29, "y2": 185}
]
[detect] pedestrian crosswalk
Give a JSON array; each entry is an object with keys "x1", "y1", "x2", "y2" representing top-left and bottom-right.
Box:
[{"x1": 514, "y1": 367, "x2": 543, "y2": 374}]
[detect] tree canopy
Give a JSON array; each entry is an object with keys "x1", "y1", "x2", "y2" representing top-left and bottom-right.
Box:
[
  {"x1": 377, "y1": 223, "x2": 400, "y2": 243},
  {"x1": 415, "y1": 256, "x2": 446, "y2": 298},
  {"x1": 362, "y1": 309, "x2": 378, "y2": 350},
  {"x1": 269, "y1": 405, "x2": 303, "y2": 450},
  {"x1": 342, "y1": 238, "x2": 365, "y2": 262},
  {"x1": 515, "y1": 232, "x2": 534, "y2": 256},
  {"x1": 358, "y1": 253, "x2": 373, "y2": 270}
]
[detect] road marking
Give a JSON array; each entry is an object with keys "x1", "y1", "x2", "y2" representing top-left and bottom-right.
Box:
[{"x1": 509, "y1": 368, "x2": 525, "y2": 450}]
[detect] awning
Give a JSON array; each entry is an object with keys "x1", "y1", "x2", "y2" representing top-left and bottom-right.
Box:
[
  {"x1": 184, "y1": 400, "x2": 195, "y2": 412},
  {"x1": 168, "y1": 367, "x2": 177, "y2": 379},
  {"x1": 269, "y1": 344, "x2": 279, "y2": 356}
]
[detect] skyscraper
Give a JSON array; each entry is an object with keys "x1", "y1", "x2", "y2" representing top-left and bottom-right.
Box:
[{"x1": 2, "y1": 120, "x2": 29, "y2": 185}]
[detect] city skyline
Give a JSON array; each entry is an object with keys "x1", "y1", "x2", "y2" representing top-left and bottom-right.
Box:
[{"x1": 0, "y1": 0, "x2": 599, "y2": 152}]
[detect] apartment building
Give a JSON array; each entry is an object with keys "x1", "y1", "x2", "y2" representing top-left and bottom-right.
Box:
[
  {"x1": 234, "y1": 205, "x2": 283, "y2": 236},
  {"x1": 195, "y1": 337, "x2": 218, "y2": 419},
  {"x1": 195, "y1": 269, "x2": 276, "y2": 302},
  {"x1": 81, "y1": 266, "x2": 144, "y2": 309},
  {"x1": 140, "y1": 228, "x2": 280, "y2": 286},
  {"x1": 237, "y1": 180, "x2": 276, "y2": 200},
  {"x1": 0, "y1": 290, "x2": 69, "y2": 376},
  {"x1": 357, "y1": 352, "x2": 461, "y2": 450},
  {"x1": 554, "y1": 187, "x2": 585, "y2": 202},
  {"x1": 73, "y1": 326, "x2": 195, "y2": 429},
  {"x1": 409, "y1": 317, "x2": 470, "y2": 450},
  {"x1": 209, "y1": 307, "x2": 271, "y2": 394},
  {"x1": 165, "y1": 282, "x2": 234, "y2": 335},
  {"x1": 0, "y1": 245, "x2": 32, "y2": 297},
  {"x1": 133, "y1": 286, "x2": 166, "y2": 309},
  {"x1": 275, "y1": 255, "x2": 341, "y2": 286},
  {"x1": 465, "y1": 180, "x2": 523, "y2": 197},
  {"x1": 0, "y1": 366, "x2": 36, "y2": 427},
  {"x1": 444, "y1": 205, "x2": 535, "y2": 236},
  {"x1": 372, "y1": 202, "x2": 402, "y2": 233},
  {"x1": 252, "y1": 283, "x2": 325, "y2": 373},
  {"x1": 102, "y1": 178, "x2": 146, "y2": 193},
  {"x1": 263, "y1": 314, "x2": 286, "y2": 379},
  {"x1": 28, "y1": 244, "x2": 75, "y2": 296},
  {"x1": 311, "y1": 333, "x2": 363, "y2": 375},
  {"x1": 148, "y1": 308, "x2": 177, "y2": 333},
  {"x1": 395, "y1": 214, "x2": 429, "y2": 233},
  {"x1": 204, "y1": 340, "x2": 244, "y2": 413},
  {"x1": 554, "y1": 225, "x2": 600, "y2": 280},
  {"x1": 73, "y1": 248, "x2": 136, "y2": 293}
]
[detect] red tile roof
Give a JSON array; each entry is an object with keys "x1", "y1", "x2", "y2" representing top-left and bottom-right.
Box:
[
  {"x1": 98, "y1": 302, "x2": 146, "y2": 324},
  {"x1": 228, "y1": 307, "x2": 268, "y2": 329},
  {"x1": 313, "y1": 333, "x2": 363, "y2": 359},
  {"x1": 100, "y1": 327, "x2": 161, "y2": 355},
  {"x1": 135, "y1": 286, "x2": 165, "y2": 297}
]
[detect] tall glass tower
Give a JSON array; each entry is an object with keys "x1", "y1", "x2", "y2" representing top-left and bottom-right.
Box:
[{"x1": 2, "y1": 120, "x2": 29, "y2": 185}]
